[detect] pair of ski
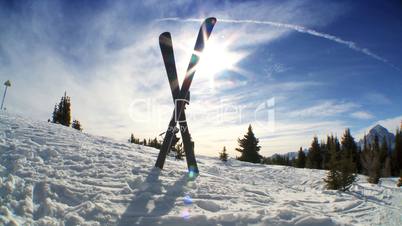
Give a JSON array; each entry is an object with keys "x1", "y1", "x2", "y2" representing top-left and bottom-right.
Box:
[{"x1": 155, "y1": 17, "x2": 217, "y2": 174}]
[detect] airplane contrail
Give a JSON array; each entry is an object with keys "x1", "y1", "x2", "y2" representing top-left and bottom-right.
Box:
[{"x1": 157, "y1": 17, "x2": 400, "y2": 72}]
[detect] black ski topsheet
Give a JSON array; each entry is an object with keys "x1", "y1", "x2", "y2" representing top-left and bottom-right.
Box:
[
  {"x1": 159, "y1": 32, "x2": 180, "y2": 100},
  {"x1": 155, "y1": 17, "x2": 217, "y2": 171},
  {"x1": 158, "y1": 32, "x2": 199, "y2": 173},
  {"x1": 180, "y1": 17, "x2": 216, "y2": 98}
]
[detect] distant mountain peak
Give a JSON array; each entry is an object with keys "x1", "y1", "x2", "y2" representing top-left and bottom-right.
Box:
[
  {"x1": 370, "y1": 124, "x2": 388, "y2": 134},
  {"x1": 359, "y1": 124, "x2": 395, "y2": 149}
]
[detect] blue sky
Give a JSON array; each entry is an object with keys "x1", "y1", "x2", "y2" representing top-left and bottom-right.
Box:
[{"x1": 1, "y1": 0, "x2": 401, "y2": 156}]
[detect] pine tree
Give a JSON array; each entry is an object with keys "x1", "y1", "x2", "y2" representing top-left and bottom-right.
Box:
[
  {"x1": 340, "y1": 129, "x2": 359, "y2": 173},
  {"x1": 296, "y1": 147, "x2": 306, "y2": 168},
  {"x1": 324, "y1": 143, "x2": 340, "y2": 190},
  {"x1": 129, "y1": 134, "x2": 140, "y2": 144},
  {"x1": 52, "y1": 104, "x2": 58, "y2": 123},
  {"x1": 324, "y1": 135, "x2": 336, "y2": 169},
  {"x1": 382, "y1": 157, "x2": 392, "y2": 178},
  {"x1": 72, "y1": 120, "x2": 83, "y2": 131},
  {"x1": 397, "y1": 173, "x2": 402, "y2": 187},
  {"x1": 379, "y1": 137, "x2": 390, "y2": 177},
  {"x1": 338, "y1": 152, "x2": 357, "y2": 191},
  {"x1": 236, "y1": 125, "x2": 262, "y2": 163},
  {"x1": 306, "y1": 136, "x2": 322, "y2": 169},
  {"x1": 150, "y1": 137, "x2": 161, "y2": 149},
  {"x1": 361, "y1": 135, "x2": 381, "y2": 184},
  {"x1": 51, "y1": 92, "x2": 72, "y2": 127},
  {"x1": 324, "y1": 141, "x2": 356, "y2": 191},
  {"x1": 380, "y1": 137, "x2": 388, "y2": 164},
  {"x1": 219, "y1": 146, "x2": 229, "y2": 162},
  {"x1": 321, "y1": 140, "x2": 329, "y2": 169},
  {"x1": 391, "y1": 126, "x2": 402, "y2": 176}
]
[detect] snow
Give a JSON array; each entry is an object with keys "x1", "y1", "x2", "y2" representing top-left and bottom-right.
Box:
[{"x1": 0, "y1": 112, "x2": 401, "y2": 225}]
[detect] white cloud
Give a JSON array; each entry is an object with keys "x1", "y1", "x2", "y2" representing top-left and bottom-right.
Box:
[
  {"x1": 350, "y1": 111, "x2": 374, "y2": 120},
  {"x1": 288, "y1": 101, "x2": 358, "y2": 118}
]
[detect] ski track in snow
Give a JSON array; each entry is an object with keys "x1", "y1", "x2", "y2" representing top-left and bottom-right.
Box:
[{"x1": 0, "y1": 112, "x2": 401, "y2": 226}]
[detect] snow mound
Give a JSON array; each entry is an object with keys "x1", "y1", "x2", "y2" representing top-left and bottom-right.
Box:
[{"x1": 0, "y1": 112, "x2": 401, "y2": 225}]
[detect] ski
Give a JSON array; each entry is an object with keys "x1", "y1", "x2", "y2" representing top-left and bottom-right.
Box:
[
  {"x1": 159, "y1": 32, "x2": 198, "y2": 174},
  {"x1": 155, "y1": 17, "x2": 217, "y2": 172}
]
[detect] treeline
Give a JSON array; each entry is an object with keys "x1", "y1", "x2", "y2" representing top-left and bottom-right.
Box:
[
  {"x1": 129, "y1": 134, "x2": 162, "y2": 149},
  {"x1": 274, "y1": 129, "x2": 401, "y2": 176},
  {"x1": 263, "y1": 128, "x2": 402, "y2": 188},
  {"x1": 129, "y1": 133, "x2": 184, "y2": 160},
  {"x1": 50, "y1": 92, "x2": 82, "y2": 131},
  {"x1": 221, "y1": 124, "x2": 402, "y2": 190}
]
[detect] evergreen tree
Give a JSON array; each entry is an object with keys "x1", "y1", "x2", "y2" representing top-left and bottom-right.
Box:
[
  {"x1": 324, "y1": 143, "x2": 340, "y2": 190},
  {"x1": 382, "y1": 157, "x2": 392, "y2": 178},
  {"x1": 320, "y1": 140, "x2": 329, "y2": 169},
  {"x1": 340, "y1": 129, "x2": 359, "y2": 173},
  {"x1": 262, "y1": 157, "x2": 272, "y2": 165},
  {"x1": 150, "y1": 137, "x2": 162, "y2": 149},
  {"x1": 129, "y1": 134, "x2": 140, "y2": 144},
  {"x1": 51, "y1": 92, "x2": 71, "y2": 126},
  {"x1": 324, "y1": 141, "x2": 356, "y2": 191},
  {"x1": 324, "y1": 135, "x2": 338, "y2": 169},
  {"x1": 380, "y1": 137, "x2": 388, "y2": 163},
  {"x1": 338, "y1": 152, "x2": 357, "y2": 191},
  {"x1": 391, "y1": 126, "x2": 402, "y2": 176},
  {"x1": 296, "y1": 147, "x2": 306, "y2": 168},
  {"x1": 398, "y1": 173, "x2": 402, "y2": 187},
  {"x1": 235, "y1": 125, "x2": 262, "y2": 163},
  {"x1": 361, "y1": 135, "x2": 381, "y2": 184},
  {"x1": 306, "y1": 136, "x2": 322, "y2": 169},
  {"x1": 72, "y1": 120, "x2": 83, "y2": 131},
  {"x1": 379, "y1": 137, "x2": 390, "y2": 177},
  {"x1": 52, "y1": 104, "x2": 58, "y2": 123},
  {"x1": 219, "y1": 146, "x2": 229, "y2": 162}
]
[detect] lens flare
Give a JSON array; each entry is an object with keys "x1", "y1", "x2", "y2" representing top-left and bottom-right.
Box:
[
  {"x1": 188, "y1": 165, "x2": 198, "y2": 179},
  {"x1": 183, "y1": 195, "x2": 193, "y2": 205},
  {"x1": 181, "y1": 208, "x2": 191, "y2": 220}
]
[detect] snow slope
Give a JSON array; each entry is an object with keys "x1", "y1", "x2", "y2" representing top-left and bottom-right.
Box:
[{"x1": 0, "y1": 112, "x2": 401, "y2": 226}]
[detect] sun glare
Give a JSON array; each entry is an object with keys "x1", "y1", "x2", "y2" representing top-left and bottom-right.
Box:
[{"x1": 196, "y1": 38, "x2": 246, "y2": 89}]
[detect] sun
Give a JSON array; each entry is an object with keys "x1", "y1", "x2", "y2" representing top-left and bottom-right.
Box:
[{"x1": 195, "y1": 37, "x2": 247, "y2": 89}]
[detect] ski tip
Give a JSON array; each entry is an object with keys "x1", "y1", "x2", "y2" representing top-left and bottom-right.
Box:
[
  {"x1": 159, "y1": 32, "x2": 172, "y2": 46},
  {"x1": 205, "y1": 17, "x2": 217, "y2": 25},
  {"x1": 159, "y1": 32, "x2": 171, "y2": 39}
]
